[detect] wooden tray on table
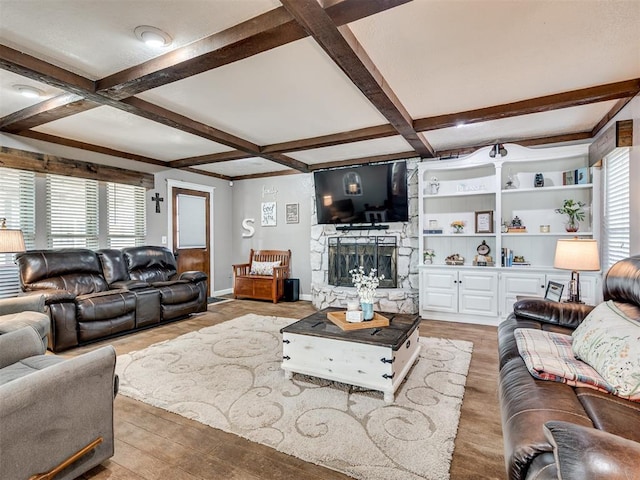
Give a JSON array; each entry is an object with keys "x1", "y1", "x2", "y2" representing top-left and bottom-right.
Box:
[{"x1": 326, "y1": 311, "x2": 389, "y2": 331}]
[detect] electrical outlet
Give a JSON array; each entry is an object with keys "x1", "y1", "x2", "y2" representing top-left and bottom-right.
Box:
[{"x1": 161, "y1": 236, "x2": 167, "y2": 245}]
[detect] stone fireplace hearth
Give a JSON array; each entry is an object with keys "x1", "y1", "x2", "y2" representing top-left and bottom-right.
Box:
[{"x1": 310, "y1": 158, "x2": 419, "y2": 314}]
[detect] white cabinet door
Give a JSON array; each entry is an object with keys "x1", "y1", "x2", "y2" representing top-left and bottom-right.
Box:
[
  {"x1": 500, "y1": 272, "x2": 546, "y2": 318},
  {"x1": 422, "y1": 268, "x2": 457, "y2": 313},
  {"x1": 459, "y1": 271, "x2": 498, "y2": 316}
]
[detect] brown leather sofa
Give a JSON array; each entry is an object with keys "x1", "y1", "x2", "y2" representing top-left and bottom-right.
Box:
[
  {"x1": 16, "y1": 246, "x2": 207, "y2": 352},
  {"x1": 498, "y1": 255, "x2": 640, "y2": 479}
]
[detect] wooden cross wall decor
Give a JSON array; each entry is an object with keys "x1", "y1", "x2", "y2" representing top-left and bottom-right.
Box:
[{"x1": 151, "y1": 192, "x2": 164, "y2": 213}]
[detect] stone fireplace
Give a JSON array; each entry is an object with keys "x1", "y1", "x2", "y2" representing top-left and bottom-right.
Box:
[{"x1": 310, "y1": 158, "x2": 420, "y2": 314}]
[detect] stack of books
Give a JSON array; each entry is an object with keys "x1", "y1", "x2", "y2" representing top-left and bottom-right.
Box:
[{"x1": 506, "y1": 226, "x2": 527, "y2": 233}]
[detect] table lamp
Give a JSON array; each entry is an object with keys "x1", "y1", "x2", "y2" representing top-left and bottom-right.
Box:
[
  {"x1": 0, "y1": 218, "x2": 26, "y2": 254},
  {"x1": 553, "y1": 239, "x2": 600, "y2": 303}
]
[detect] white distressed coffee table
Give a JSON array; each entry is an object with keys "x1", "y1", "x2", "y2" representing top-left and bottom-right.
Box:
[{"x1": 280, "y1": 308, "x2": 421, "y2": 403}]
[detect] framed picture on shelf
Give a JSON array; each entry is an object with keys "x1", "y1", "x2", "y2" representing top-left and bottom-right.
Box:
[
  {"x1": 544, "y1": 281, "x2": 564, "y2": 302},
  {"x1": 475, "y1": 210, "x2": 494, "y2": 234}
]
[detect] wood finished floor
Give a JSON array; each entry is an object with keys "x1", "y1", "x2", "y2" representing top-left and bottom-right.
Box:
[{"x1": 68, "y1": 299, "x2": 506, "y2": 480}]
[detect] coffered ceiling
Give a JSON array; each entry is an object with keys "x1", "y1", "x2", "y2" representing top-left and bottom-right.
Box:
[{"x1": 1, "y1": 0, "x2": 639, "y2": 181}]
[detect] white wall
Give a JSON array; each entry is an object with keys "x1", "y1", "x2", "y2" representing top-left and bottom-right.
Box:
[{"x1": 231, "y1": 173, "x2": 314, "y2": 298}]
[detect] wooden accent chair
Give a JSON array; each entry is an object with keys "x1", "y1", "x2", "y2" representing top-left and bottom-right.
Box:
[{"x1": 232, "y1": 249, "x2": 291, "y2": 303}]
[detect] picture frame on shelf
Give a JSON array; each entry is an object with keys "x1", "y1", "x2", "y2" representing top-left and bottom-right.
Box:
[
  {"x1": 544, "y1": 281, "x2": 564, "y2": 302},
  {"x1": 475, "y1": 210, "x2": 494, "y2": 234}
]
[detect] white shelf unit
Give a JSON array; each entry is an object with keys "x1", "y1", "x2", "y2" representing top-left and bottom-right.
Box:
[{"x1": 418, "y1": 143, "x2": 602, "y2": 325}]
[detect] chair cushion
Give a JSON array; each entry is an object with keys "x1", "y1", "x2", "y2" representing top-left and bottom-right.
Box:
[{"x1": 250, "y1": 260, "x2": 280, "y2": 275}]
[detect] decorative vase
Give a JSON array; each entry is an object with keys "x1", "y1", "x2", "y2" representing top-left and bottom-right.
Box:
[
  {"x1": 361, "y1": 302, "x2": 374, "y2": 320},
  {"x1": 565, "y1": 220, "x2": 579, "y2": 233}
]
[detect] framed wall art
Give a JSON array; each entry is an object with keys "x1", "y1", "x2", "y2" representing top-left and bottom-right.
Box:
[
  {"x1": 285, "y1": 203, "x2": 299, "y2": 224},
  {"x1": 261, "y1": 202, "x2": 276, "y2": 226}
]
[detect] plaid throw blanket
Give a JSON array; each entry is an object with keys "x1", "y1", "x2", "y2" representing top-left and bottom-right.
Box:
[{"x1": 514, "y1": 328, "x2": 614, "y2": 394}]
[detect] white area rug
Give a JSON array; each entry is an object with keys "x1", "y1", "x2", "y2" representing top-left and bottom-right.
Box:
[{"x1": 116, "y1": 314, "x2": 473, "y2": 480}]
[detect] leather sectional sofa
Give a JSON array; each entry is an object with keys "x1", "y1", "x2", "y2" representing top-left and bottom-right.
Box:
[
  {"x1": 498, "y1": 255, "x2": 640, "y2": 479},
  {"x1": 16, "y1": 246, "x2": 207, "y2": 352}
]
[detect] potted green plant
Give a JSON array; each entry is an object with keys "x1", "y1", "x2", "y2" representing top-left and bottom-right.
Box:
[{"x1": 555, "y1": 199, "x2": 585, "y2": 232}]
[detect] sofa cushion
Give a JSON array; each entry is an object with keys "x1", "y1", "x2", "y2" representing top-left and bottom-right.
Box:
[
  {"x1": 250, "y1": 260, "x2": 281, "y2": 275},
  {"x1": 154, "y1": 282, "x2": 199, "y2": 305},
  {"x1": 76, "y1": 290, "x2": 137, "y2": 322},
  {"x1": 576, "y1": 388, "x2": 640, "y2": 443},
  {"x1": 16, "y1": 249, "x2": 109, "y2": 295},
  {"x1": 572, "y1": 300, "x2": 640, "y2": 400},
  {"x1": 123, "y1": 246, "x2": 177, "y2": 283}
]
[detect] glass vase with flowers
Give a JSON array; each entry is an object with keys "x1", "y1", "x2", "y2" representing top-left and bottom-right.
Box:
[{"x1": 349, "y1": 266, "x2": 384, "y2": 320}]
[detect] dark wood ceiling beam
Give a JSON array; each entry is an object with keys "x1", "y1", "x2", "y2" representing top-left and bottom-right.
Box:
[
  {"x1": 0, "y1": 45, "x2": 309, "y2": 172},
  {"x1": 591, "y1": 95, "x2": 637, "y2": 137},
  {"x1": 261, "y1": 123, "x2": 397, "y2": 154},
  {"x1": 0, "y1": 146, "x2": 155, "y2": 189},
  {"x1": 122, "y1": 97, "x2": 309, "y2": 172},
  {"x1": 16, "y1": 130, "x2": 168, "y2": 167},
  {"x1": 414, "y1": 78, "x2": 640, "y2": 132},
  {"x1": 281, "y1": 0, "x2": 434, "y2": 158},
  {"x1": 169, "y1": 150, "x2": 251, "y2": 168},
  {"x1": 435, "y1": 131, "x2": 592, "y2": 158},
  {"x1": 97, "y1": 0, "x2": 410, "y2": 99},
  {"x1": 232, "y1": 169, "x2": 300, "y2": 181},
  {"x1": 309, "y1": 151, "x2": 416, "y2": 171},
  {"x1": 0, "y1": 93, "x2": 97, "y2": 132},
  {"x1": 0, "y1": 45, "x2": 95, "y2": 94},
  {"x1": 183, "y1": 167, "x2": 231, "y2": 181}
]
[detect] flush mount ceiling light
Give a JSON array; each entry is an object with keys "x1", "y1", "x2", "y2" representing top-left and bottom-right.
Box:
[
  {"x1": 13, "y1": 84, "x2": 44, "y2": 99},
  {"x1": 134, "y1": 25, "x2": 172, "y2": 47}
]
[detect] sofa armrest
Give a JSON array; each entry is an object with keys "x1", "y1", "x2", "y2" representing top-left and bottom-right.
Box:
[
  {"x1": 0, "y1": 294, "x2": 45, "y2": 316},
  {"x1": 0, "y1": 345, "x2": 117, "y2": 479},
  {"x1": 22, "y1": 288, "x2": 77, "y2": 304},
  {"x1": 232, "y1": 263, "x2": 251, "y2": 276},
  {"x1": 544, "y1": 421, "x2": 640, "y2": 480},
  {"x1": 513, "y1": 298, "x2": 594, "y2": 330},
  {"x1": 0, "y1": 326, "x2": 45, "y2": 369},
  {"x1": 179, "y1": 270, "x2": 207, "y2": 282}
]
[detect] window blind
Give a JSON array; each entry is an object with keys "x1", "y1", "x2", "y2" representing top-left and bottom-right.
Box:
[
  {"x1": 46, "y1": 174, "x2": 99, "y2": 249},
  {"x1": 107, "y1": 183, "x2": 147, "y2": 248},
  {"x1": 0, "y1": 167, "x2": 36, "y2": 298},
  {"x1": 603, "y1": 148, "x2": 630, "y2": 269}
]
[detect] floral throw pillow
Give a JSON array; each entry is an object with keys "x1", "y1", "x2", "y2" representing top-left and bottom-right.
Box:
[
  {"x1": 250, "y1": 260, "x2": 281, "y2": 276},
  {"x1": 571, "y1": 300, "x2": 640, "y2": 400}
]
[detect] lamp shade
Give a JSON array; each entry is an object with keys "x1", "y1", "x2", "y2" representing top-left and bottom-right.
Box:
[
  {"x1": 0, "y1": 228, "x2": 26, "y2": 253},
  {"x1": 554, "y1": 239, "x2": 600, "y2": 271}
]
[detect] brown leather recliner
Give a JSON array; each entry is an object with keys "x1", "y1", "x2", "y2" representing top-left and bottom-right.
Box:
[
  {"x1": 498, "y1": 255, "x2": 640, "y2": 480},
  {"x1": 16, "y1": 249, "x2": 137, "y2": 352}
]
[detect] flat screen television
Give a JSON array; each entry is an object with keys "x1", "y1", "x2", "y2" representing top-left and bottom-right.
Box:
[{"x1": 314, "y1": 161, "x2": 408, "y2": 225}]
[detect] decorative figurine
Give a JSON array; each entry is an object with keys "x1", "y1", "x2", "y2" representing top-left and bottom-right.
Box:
[
  {"x1": 534, "y1": 173, "x2": 544, "y2": 188},
  {"x1": 429, "y1": 177, "x2": 440, "y2": 195}
]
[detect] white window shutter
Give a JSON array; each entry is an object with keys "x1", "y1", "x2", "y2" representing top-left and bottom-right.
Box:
[{"x1": 603, "y1": 148, "x2": 630, "y2": 269}]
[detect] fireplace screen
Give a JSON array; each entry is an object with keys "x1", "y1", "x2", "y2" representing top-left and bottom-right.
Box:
[{"x1": 328, "y1": 236, "x2": 397, "y2": 288}]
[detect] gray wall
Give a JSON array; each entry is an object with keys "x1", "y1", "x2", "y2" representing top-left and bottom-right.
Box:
[
  {"x1": 147, "y1": 169, "x2": 234, "y2": 296},
  {"x1": 231, "y1": 173, "x2": 313, "y2": 298}
]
